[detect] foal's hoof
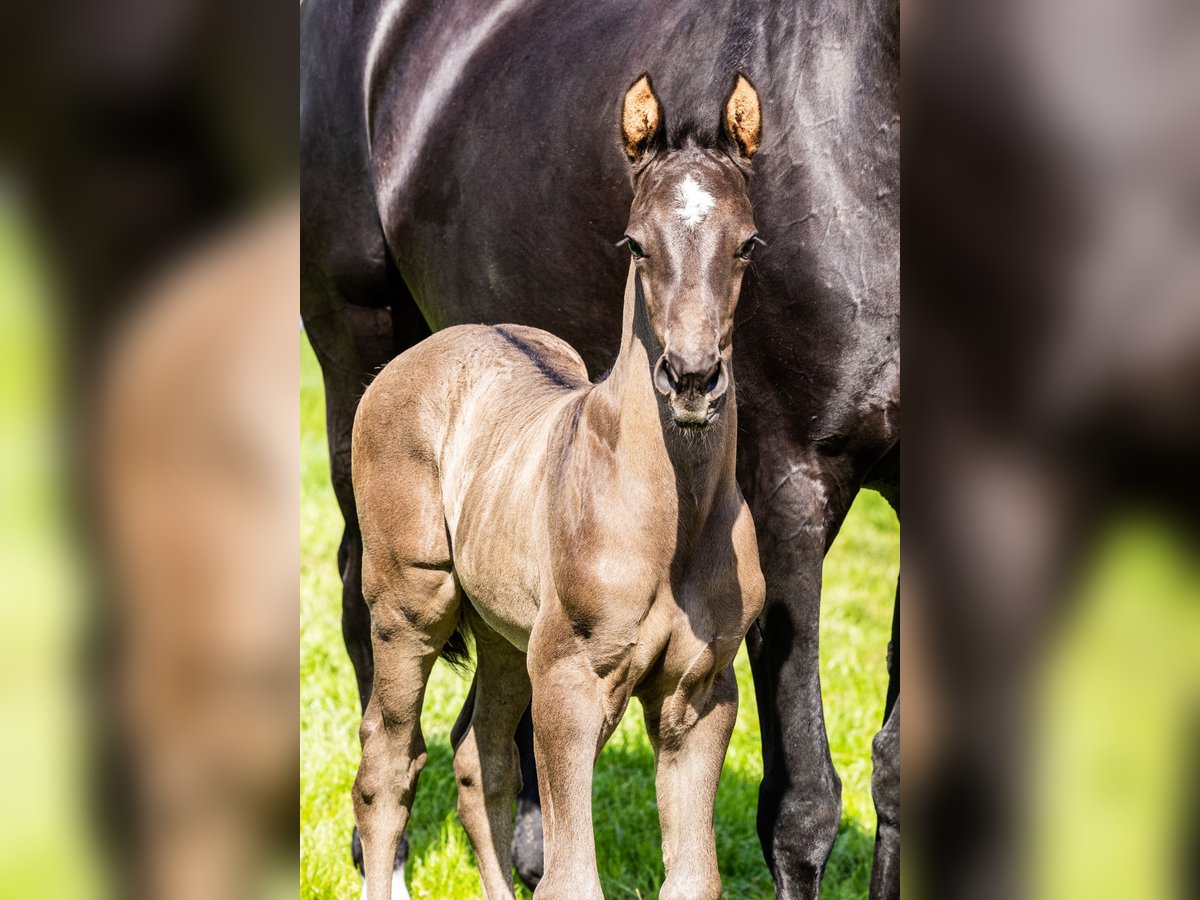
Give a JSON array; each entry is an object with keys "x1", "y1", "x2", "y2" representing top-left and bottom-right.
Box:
[
  {"x1": 351, "y1": 827, "x2": 411, "y2": 900},
  {"x1": 512, "y1": 797, "x2": 544, "y2": 889}
]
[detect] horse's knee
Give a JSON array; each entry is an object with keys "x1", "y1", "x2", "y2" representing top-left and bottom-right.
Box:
[
  {"x1": 354, "y1": 753, "x2": 426, "y2": 812},
  {"x1": 869, "y1": 702, "x2": 900, "y2": 899},
  {"x1": 871, "y1": 701, "x2": 899, "y2": 828},
  {"x1": 757, "y1": 766, "x2": 842, "y2": 898},
  {"x1": 453, "y1": 730, "x2": 519, "y2": 804},
  {"x1": 758, "y1": 763, "x2": 842, "y2": 847},
  {"x1": 356, "y1": 713, "x2": 427, "y2": 811}
]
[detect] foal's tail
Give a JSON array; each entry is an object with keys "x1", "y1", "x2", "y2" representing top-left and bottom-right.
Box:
[{"x1": 439, "y1": 604, "x2": 473, "y2": 671}]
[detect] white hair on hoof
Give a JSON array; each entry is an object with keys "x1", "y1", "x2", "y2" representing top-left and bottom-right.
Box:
[{"x1": 674, "y1": 175, "x2": 715, "y2": 228}]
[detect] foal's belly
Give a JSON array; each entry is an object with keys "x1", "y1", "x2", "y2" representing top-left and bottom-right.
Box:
[
  {"x1": 446, "y1": 472, "x2": 546, "y2": 648},
  {"x1": 453, "y1": 556, "x2": 541, "y2": 652},
  {"x1": 441, "y1": 404, "x2": 558, "y2": 652}
]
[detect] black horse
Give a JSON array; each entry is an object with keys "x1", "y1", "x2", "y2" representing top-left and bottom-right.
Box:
[{"x1": 300, "y1": 1, "x2": 899, "y2": 898}]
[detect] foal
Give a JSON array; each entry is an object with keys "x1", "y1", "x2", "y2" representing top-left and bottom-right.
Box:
[{"x1": 351, "y1": 73, "x2": 766, "y2": 900}]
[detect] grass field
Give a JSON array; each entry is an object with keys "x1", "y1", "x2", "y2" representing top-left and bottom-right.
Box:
[{"x1": 300, "y1": 333, "x2": 900, "y2": 899}]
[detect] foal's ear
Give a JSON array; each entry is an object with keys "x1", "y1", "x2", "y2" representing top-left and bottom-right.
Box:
[
  {"x1": 621, "y1": 73, "x2": 664, "y2": 163},
  {"x1": 723, "y1": 73, "x2": 762, "y2": 158}
]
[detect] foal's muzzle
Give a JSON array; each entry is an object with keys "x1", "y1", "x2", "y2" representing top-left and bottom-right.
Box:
[{"x1": 653, "y1": 351, "x2": 728, "y2": 428}]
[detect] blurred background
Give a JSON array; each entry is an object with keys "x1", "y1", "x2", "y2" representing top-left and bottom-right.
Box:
[
  {"x1": 0, "y1": 0, "x2": 296, "y2": 897},
  {"x1": 0, "y1": 0, "x2": 1197, "y2": 897},
  {"x1": 905, "y1": 0, "x2": 1200, "y2": 897}
]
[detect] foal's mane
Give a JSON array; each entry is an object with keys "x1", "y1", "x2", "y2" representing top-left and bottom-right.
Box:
[
  {"x1": 663, "y1": 114, "x2": 751, "y2": 176},
  {"x1": 667, "y1": 117, "x2": 724, "y2": 153}
]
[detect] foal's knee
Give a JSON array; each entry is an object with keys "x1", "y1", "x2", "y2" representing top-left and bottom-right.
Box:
[
  {"x1": 453, "y1": 730, "x2": 521, "y2": 806},
  {"x1": 355, "y1": 712, "x2": 427, "y2": 815}
]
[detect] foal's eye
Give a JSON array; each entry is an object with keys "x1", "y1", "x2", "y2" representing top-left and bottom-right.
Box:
[
  {"x1": 617, "y1": 236, "x2": 646, "y2": 260},
  {"x1": 738, "y1": 236, "x2": 765, "y2": 260}
]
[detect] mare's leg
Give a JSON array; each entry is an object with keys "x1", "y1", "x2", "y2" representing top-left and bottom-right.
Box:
[
  {"x1": 869, "y1": 578, "x2": 900, "y2": 900},
  {"x1": 743, "y1": 452, "x2": 857, "y2": 899},
  {"x1": 302, "y1": 273, "x2": 431, "y2": 889},
  {"x1": 526, "y1": 615, "x2": 631, "y2": 900},
  {"x1": 450, "y1": 616, "x2": 532, "y2": 899},
  {"x1": 511, "y1": 708, "x2": 544, "y2": 888},
  {"x1": 639, "y1": 665, "x2": 740, "y2": 900}
]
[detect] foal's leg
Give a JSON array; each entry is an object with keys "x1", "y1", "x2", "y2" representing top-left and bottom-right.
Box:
[
  {"x1": 527, "y1": 618, "x2": 631, "y2": 900},
  {"x1": 450, "y1": 617, "x2": 532, "y2": 899},
  {"x1": 303, "y1": 278, "x2": 431, "y2": 890},
  {"x1": 354, "y1": 566, "x2": 458, "y2": 900},
  {"x1": 640, "y1": 665, "x2": 740, "y2": 900},
  {"x1": 454, "y1": 684, "x2": 544, "y2": 890}
]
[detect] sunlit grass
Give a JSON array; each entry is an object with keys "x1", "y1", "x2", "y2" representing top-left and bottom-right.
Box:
[{"x1": 300, "y1": 332, "x2": 898, "y2": 898}]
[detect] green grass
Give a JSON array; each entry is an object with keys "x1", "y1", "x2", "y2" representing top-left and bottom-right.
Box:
[{"x1": 300, "y1": 333, "x2": 899, "y2": 898}]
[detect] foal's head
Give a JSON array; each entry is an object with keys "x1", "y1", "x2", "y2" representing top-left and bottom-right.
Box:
[{"x1": 618, "y1": 72, "x2": 763, "y2": 429}]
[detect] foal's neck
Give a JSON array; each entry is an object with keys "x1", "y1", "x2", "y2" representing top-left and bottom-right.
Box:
[{"x1": 595, "y1": 266, "x2": 737, "y2": 517}]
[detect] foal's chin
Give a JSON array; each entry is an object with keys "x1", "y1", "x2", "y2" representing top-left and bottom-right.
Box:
[{"x1": 668, "y1": 396, "x2": 724, "y2": 431}]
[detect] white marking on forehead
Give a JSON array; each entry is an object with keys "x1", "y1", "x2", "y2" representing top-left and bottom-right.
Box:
[{"x1": 674, "y1": 175, "x2": 715, "y2": 228}]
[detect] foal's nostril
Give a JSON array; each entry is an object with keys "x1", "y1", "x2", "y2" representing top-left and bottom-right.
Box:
[
  {"x1": 653, "y1": 355, "x2": 679, "y2": 396},
  {"x1": 704, "y1": 360, "x2": 722, "y2": 394},
  {"x1": 664, "y1": 358, "x2": 682, "y2": 392}
]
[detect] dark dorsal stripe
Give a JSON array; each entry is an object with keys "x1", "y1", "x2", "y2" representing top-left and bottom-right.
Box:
[{"x1": 494, "y1": 326, "x2": 578, "y2": 390}]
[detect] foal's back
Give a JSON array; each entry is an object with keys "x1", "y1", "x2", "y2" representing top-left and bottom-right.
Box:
[{"x1": 352, "y1": 323, "x2": 589, "y2": 637}]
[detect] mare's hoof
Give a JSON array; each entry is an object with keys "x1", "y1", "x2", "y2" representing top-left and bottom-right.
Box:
[{"x1": 512, "y1": 798, "x2": 544, "y2": 889}]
